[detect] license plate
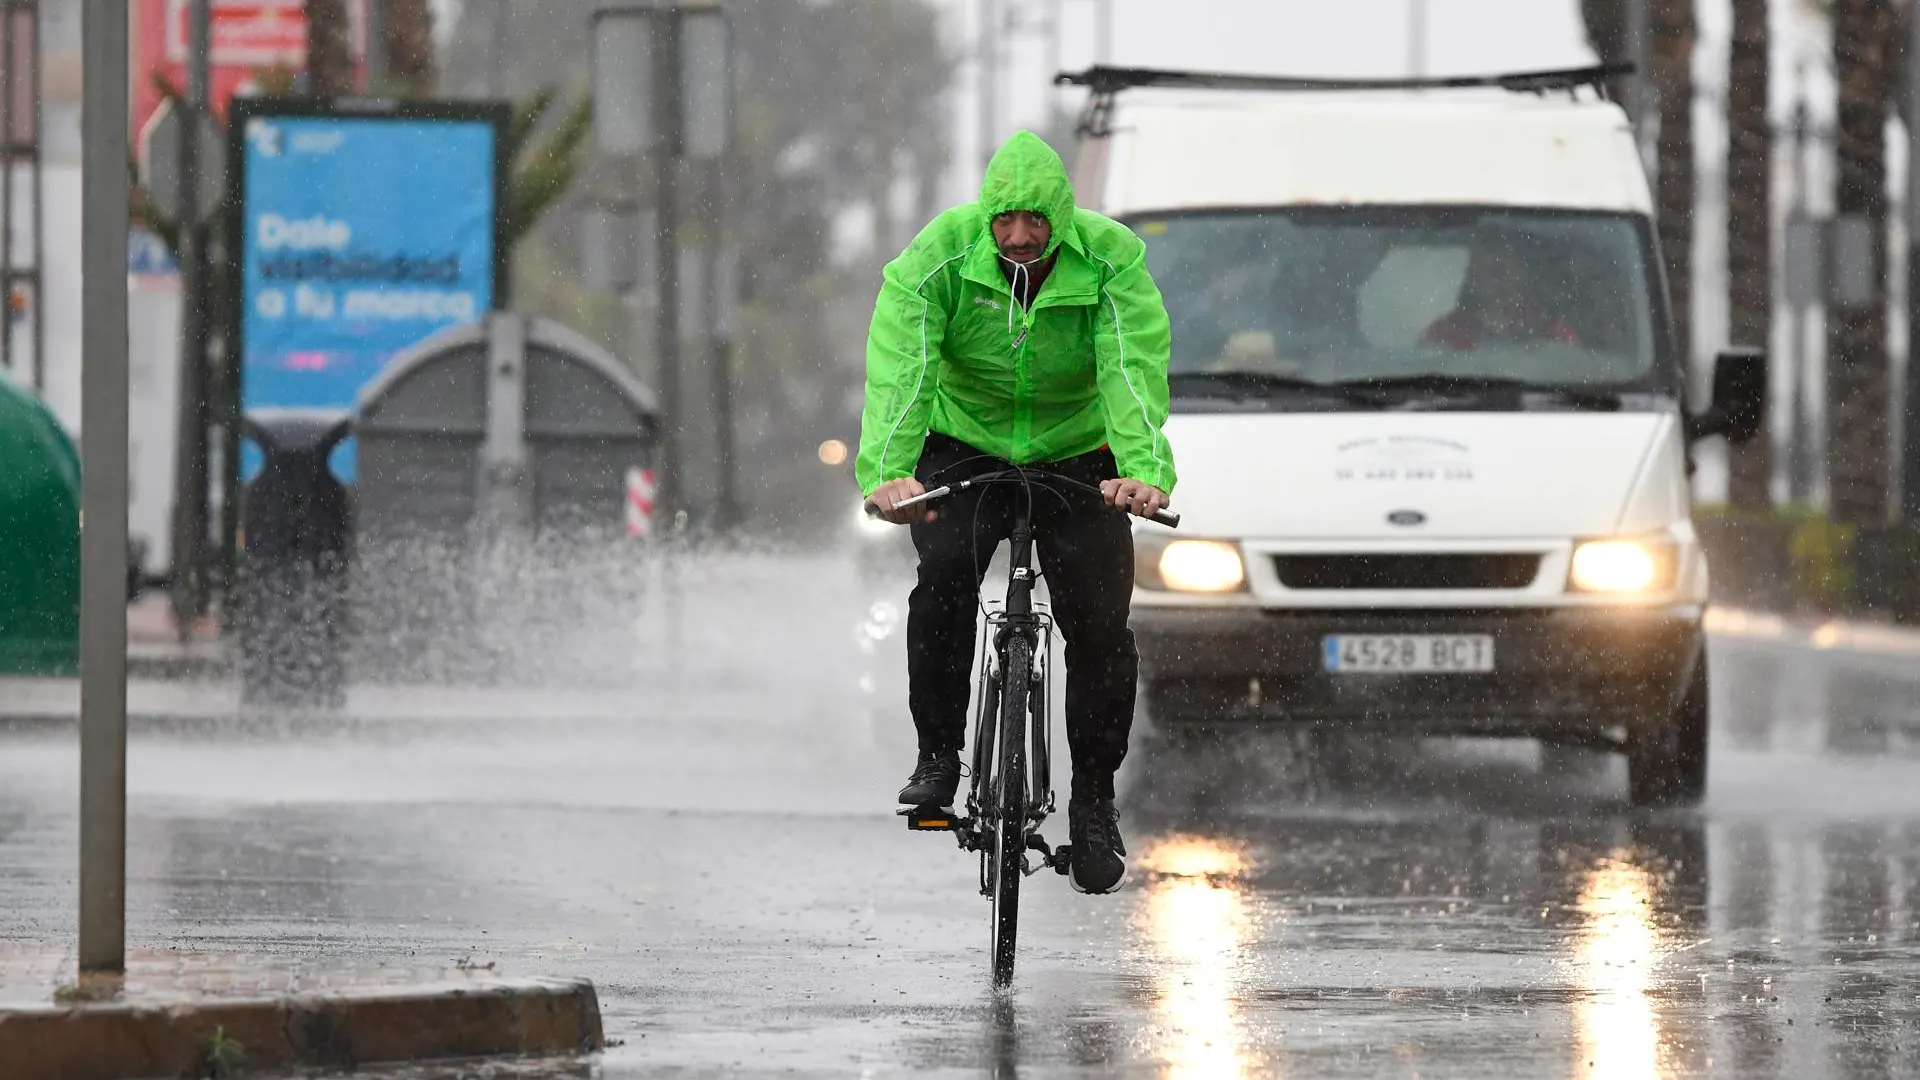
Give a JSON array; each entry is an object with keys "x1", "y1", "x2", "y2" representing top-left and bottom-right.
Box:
[{"x1": 1323, "y1": 635, "x2": 1494, "y2": 674}]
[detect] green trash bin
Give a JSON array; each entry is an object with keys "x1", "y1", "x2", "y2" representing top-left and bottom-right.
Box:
[{"x1": 0, "y1": 372, "x2": 79, "y2": 676}]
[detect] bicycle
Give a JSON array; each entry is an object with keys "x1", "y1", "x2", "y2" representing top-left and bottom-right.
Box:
[{"x1": 877, "y1": 467, "x2": 1178, "y2": 987}]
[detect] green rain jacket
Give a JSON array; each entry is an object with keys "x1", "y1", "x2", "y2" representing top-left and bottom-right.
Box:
[{"x1": 857, "y1": 131, "x2": 1176, "y2": 498}]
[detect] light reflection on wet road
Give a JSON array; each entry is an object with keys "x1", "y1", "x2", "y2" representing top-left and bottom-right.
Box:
[{"x1": 3, "y1": 552, "x2": 1920, "y2": 1077}]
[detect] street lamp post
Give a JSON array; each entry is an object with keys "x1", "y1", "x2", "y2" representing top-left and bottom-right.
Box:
[{"x1": 592, "y1": 3, "x2": 732, "y2": 527}]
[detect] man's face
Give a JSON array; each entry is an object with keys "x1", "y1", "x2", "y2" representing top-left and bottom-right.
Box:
[{"x1": 992, "y1": 211, "x2": 1051, "y2": 263}]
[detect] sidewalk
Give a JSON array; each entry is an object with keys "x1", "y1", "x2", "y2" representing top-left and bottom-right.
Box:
[
  {"x1": 126, "y1": 593, "x2": 229, "y2": 680},
  {"x1": 0, "y1": 943, "x2": 601, "y2": 1080}
]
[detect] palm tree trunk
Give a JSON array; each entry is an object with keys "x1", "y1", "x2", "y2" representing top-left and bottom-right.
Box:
[
  {"x1": 1726, "y1": 0, "x2": 1772, "y2": 509},
  {"x1": 1829, "y1": 0, "x2": 1894, "y2": 523},
  {"x1": 1650, "y1": 0, "x2": 1694, "y2": 399},
  {"x1": 305, "y1": 0, "x2": 356, "y2": 96},
  {"x1": 1579, "y1": 0, "x2": 1631, "y2": 105},
  {"x1": 383, "y1": 0, "x2": 436, "y2": 96}
]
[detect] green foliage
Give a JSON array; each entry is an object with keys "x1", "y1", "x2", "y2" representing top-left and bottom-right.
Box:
[
  {"x1": 1695, "y1": 503, "x2": 1859, "y2": 613},
  {"x1": 1782, "y1": 508, "x2": 1855, "y2": 613},
  {"x1": 192, "y1": 1025, "x2": 246, "y2": 1080},
  {"x1": 504, "y1": 87, "x2": 596, "y2": 249}
]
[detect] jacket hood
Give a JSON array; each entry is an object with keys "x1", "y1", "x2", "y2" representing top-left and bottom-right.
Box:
[{"x1": 978, "y1": 131, "x2": 1078, "y2": 258}]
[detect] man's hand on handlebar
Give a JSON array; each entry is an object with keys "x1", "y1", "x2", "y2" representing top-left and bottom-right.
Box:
[
  {"x1": 866, "y1": 477, "x2": 936, "y2": 524},
  {"x1": 1100, "y1": 479, "x2": 1170, "y2": 520}
]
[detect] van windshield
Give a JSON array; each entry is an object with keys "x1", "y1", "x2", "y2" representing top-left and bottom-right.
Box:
[{"x1": 1132, "y1": 208, "x2": 1662, "y2": 403}]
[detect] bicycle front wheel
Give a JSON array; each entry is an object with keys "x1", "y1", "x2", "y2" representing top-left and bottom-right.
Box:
[{"x1": 988, "y1": 634, "x2": 1032, "y2": 988}]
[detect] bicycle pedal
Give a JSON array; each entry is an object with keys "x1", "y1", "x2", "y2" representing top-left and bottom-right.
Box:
[
  {"x1": 900, "y1": 804, "x2": 960, "y2": 831},
  {"x1": 1051, "y1": 843, "x2": 1073, "y2": 875}
]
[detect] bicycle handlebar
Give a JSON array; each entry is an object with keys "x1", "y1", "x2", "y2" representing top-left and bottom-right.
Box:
[{"x1": 875, "y1": 469, "x2": 1181, "y2": 528}]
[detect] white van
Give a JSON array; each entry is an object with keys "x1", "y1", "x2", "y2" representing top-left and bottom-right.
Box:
[{"x1": 1066, "y1": 67, "x2": 1765, "y2": 806}]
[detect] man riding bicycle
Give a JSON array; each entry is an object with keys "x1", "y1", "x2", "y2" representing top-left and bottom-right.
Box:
[{"x1": 859, "y1": 131, "x2": 1177, "y2": 895}]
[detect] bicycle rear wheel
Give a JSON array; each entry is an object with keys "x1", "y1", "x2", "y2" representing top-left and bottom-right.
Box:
[{"x1": 988, "y1": 634, "x2": 1032, "y2": 988}]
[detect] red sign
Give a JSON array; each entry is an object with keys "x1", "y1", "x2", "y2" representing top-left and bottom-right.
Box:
[
  {"x1": 165, "y1": 0, "x2": 309, "y2": 67},
  {"x1": 132, "y1": 0, "x2": 365, "y2": 138}
]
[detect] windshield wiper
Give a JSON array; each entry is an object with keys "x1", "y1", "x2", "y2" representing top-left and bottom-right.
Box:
[
  {"x1": 1331, "y1": 374, "x2": 1621, "y2": 410},
  {"x1": 1170, "y1": 371, "x2": 1384, "y2": 404}
]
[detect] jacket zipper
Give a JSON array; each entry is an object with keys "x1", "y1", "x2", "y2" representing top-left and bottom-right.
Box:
[{"x1": 1012, "y1": 303, "x2": 1034, "y2": 457}]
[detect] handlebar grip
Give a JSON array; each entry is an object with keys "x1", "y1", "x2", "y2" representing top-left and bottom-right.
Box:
[
  {"x1": 1151, "y1": 508, "x2": 1181, "y2": 528},
  {"x1": 864, "y1": 485, "x2": 952, "y2": 517},
  {"x1": 893, "y1": 486, "x2": 949, "y2": 510}
]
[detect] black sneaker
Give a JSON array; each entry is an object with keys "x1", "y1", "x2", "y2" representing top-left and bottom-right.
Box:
[
  {"x1": 898, "y1": 751, "x2": 961, "y2": 807},
  {"x1": 1068, "y1": 797, "x2": 1127, "y2": 894}
]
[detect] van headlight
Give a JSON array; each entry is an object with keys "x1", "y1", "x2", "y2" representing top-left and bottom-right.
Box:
[
  {"x1": 1138, "y1": 537, "x2": 1247, "y2": 593},
  {"x1": 1568, "y1": 537, "x2": 1678, "y2": 594}
]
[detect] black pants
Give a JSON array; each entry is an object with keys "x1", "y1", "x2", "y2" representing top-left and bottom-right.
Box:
[{"x1": 907, "y1": 433, "x2": 1138, "y2": 800}]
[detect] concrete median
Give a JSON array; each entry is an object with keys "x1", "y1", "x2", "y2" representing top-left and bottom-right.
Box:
[{"x1": 0, "y1": 947, "x2": 603, "y2": 1080}]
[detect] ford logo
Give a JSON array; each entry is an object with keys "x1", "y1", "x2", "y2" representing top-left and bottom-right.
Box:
[{"x1": 1387, "y1": 509, "x2": 1427, "y2": 527}]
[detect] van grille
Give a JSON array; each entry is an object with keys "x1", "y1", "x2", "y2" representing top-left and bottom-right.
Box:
[{"x1": 1273, "y1": 553, "x2": 1541, "y2": 591}]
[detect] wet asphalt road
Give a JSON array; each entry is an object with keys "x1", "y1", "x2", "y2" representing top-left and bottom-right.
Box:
[{"x1": 4, "y1": 551, "x2": 1920, "y2": 1078}]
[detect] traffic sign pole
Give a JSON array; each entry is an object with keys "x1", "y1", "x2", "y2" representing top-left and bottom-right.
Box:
[{"x1": 80, "y1": 0, "x2": 132, "y2": 976}]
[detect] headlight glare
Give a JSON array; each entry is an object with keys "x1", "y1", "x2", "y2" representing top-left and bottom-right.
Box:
[
  {"x1": 856, "y1": 503, "x2": 895, "y2": 538},
  {"x1": 1156, "y1": 540, "x2": 1247, "y2": 593},
  {"x1": 1569, "y1": 538, "x2": 1674, "y2": 593}
]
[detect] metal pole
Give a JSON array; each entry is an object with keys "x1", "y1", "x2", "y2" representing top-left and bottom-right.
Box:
[
  {"x1": 1904, "y1": 4, "x2": 1920, "y2": 520},
  {"x1": 1046, "y1": 0, "x2": 1062, "y2": 126},
  {"x1": 366, "y1": 0, "x2": 387, "y2": 92},
  {"x1": 1789, "y1": 93, "x2": 1810, "y2": 504},
  {"x1": 702, "y1": 165, "x2": 735, "y2": 529},
  {"x1": 168, "y1": 0, "x2": 212, "y2": 634},
  {"x1": 713, "y1": 337, "x2": 738, "y2": 528},
  {"x1": 491, "y1": 0, "x2": 508, "y2": 95},
  {"x1": 978, "y1": 0, "x2": 997, "y2": 170},
  {"x1": 653, "y1": 10, "x2": 684, "y2": 521},
  {"x1": 1407, "y1": 0, "x2": 1425, "y2": 78},
  {"x1": 79, "y1": 0, "x2": 131, "y2": 975},
  {"x1": 3, "y1": 1, "x2": 17, "y2": 381},
  {"x1": 30, "y1": 0, "x2": 44, "y2": 392}
]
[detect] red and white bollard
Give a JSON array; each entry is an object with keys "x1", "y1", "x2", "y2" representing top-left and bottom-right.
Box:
[{"x1": 625, "y1": 467, "x2": 657, "y2": 539}]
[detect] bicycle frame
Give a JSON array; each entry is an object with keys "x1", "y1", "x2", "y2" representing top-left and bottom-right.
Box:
[{"x1": 964, "y1": 514, "x2": 1057, "y2": 858}]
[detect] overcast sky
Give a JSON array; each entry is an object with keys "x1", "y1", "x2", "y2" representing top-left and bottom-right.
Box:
[{"x1": 948, "y1": 0, "x2": 1601, "y2": 198}]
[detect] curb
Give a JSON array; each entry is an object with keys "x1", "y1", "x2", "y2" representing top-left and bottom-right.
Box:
[
  {"x1": 1704, "y1": 606, "x2": 1920, "y2": 658},
  {"x1": 0, "y1": 976, "x2": 603, "y2": 1080}
]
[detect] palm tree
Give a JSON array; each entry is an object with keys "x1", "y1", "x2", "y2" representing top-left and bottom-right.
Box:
[
  {"x1": 1583, "y1": 0, "x2": 1695, "y2": 434},
  {"x1": 1650, "y1": 0, "x2": 1695, "y2": 402},
  {"x1": 501, "y1": 88, "x2": 596, "y2": 250},
  {"x1": 381, "y1": 0, "x2": 437, "y2": 96},
  {"x1": 1579, "y1": 0, "x2": 1630, "y2": 107},
  {"x1": 1828, "y1": 0, "x2": 1894, "y2": 523},
  {"x1": 305, "y1": 0, "x2": 356, "y2": 95},
  {"x1": 1726, "y1": 0, "x2": 1771, "y2": 509}
]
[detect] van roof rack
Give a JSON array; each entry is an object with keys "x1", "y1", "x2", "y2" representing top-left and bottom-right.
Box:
[{"x1": 1056, "y1": 63, "x2": 1634, "y2": 137}]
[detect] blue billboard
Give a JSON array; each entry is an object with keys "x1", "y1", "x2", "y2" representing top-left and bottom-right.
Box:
[{"x1": 233, "y1": 100, "x2": 507, "y2": 480}]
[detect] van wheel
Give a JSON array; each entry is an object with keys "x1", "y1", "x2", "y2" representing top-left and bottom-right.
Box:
[{"x1": 1627, "y1": 658, "x2": 1709, "y2": 808}]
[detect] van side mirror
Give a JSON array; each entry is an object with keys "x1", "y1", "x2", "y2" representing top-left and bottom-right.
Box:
[{"x1": 1688, "y1": 348, "x2": 1767, "y2": 444}]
